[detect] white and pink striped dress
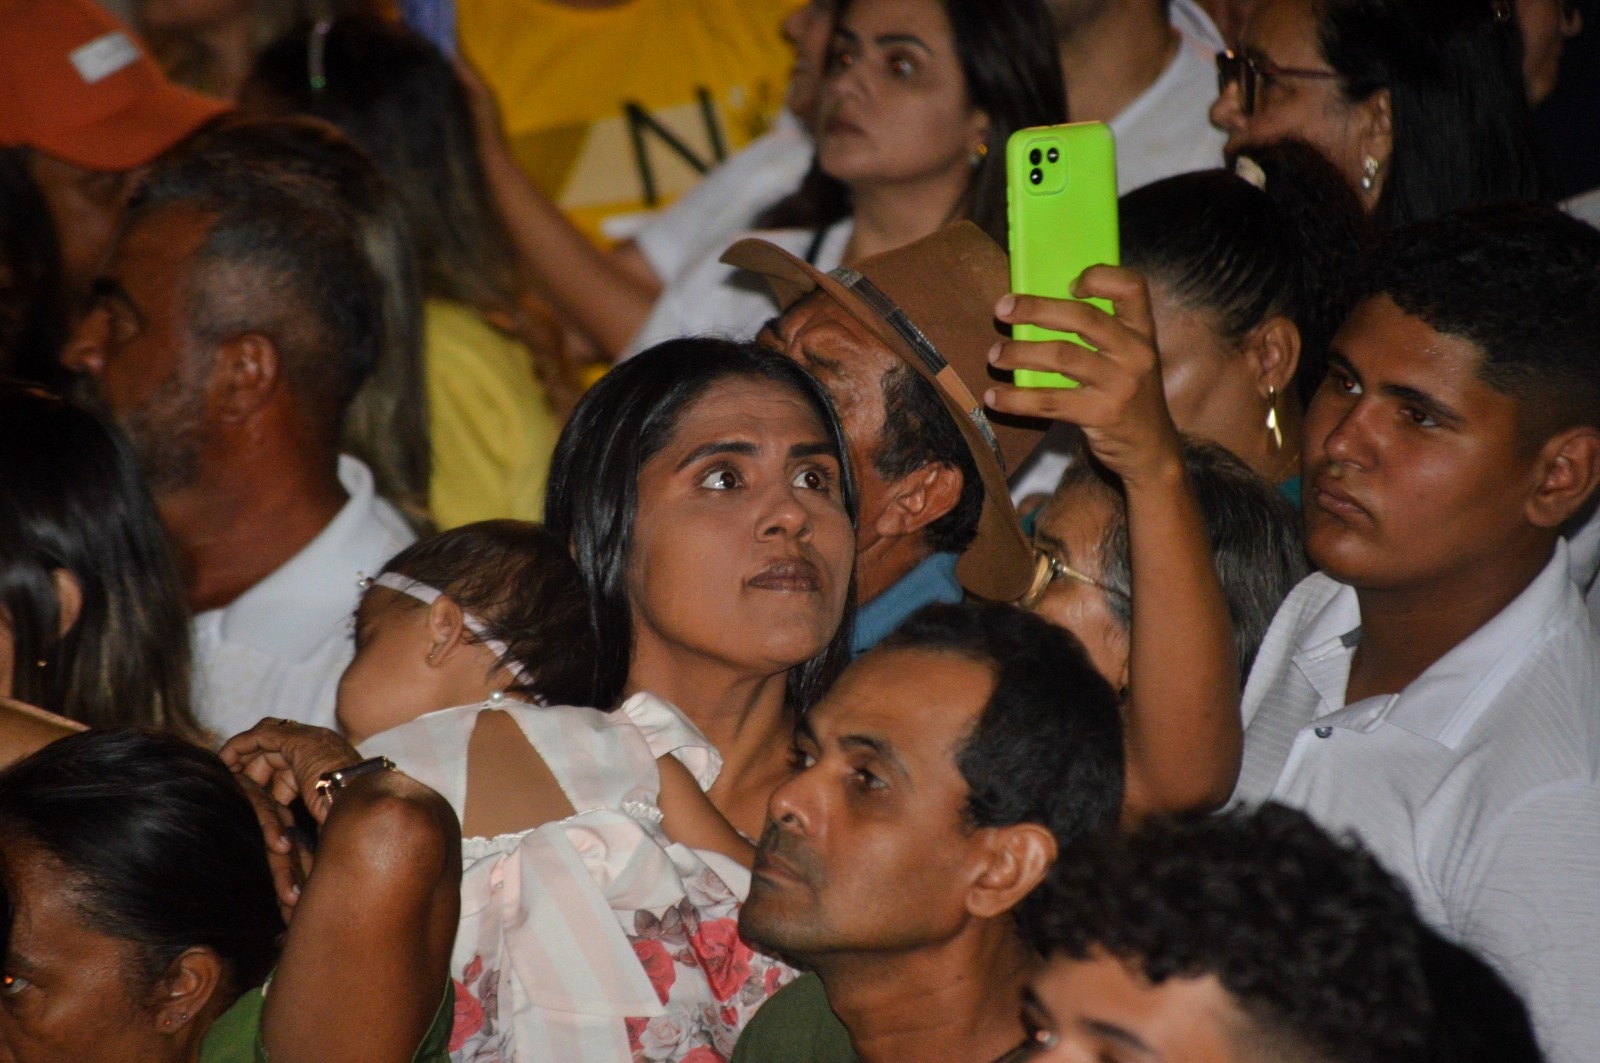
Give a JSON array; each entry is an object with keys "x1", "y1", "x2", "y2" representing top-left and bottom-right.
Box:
[{"x1": 359, "y1": 693, "x2": 795, "y2": 1063}]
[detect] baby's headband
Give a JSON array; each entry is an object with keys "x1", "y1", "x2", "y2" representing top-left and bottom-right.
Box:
[{"x1": 366, "y1": 572, "x2": 535, "y2": 691}]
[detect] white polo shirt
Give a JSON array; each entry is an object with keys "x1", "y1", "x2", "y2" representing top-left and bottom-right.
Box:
[
  {"x1": 190, "y1": 456, "x2": 416, "y2": 742},
  {"x1": 1233, "y1": 542, "x2": 1600, "y2": 1063}
]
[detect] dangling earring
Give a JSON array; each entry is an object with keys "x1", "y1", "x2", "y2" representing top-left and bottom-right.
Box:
[
  {"x1": 969, "y1": 142, "x2": 988, "y2": 168},
  {"x1": 1360, "y1": 154, "x2": 1380, "y2": 192},
  {"x1": 1266, "y1": 387, "x2": 1283, "y2": 451}
]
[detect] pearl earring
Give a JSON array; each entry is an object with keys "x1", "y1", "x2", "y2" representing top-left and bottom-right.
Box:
[{"x1": 1360, "y1": 154, "x2": 1380, "y2": 192}]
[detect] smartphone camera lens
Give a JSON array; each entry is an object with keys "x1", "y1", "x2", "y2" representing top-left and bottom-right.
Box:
[
  {"x1": 1029, "y1": 148, "x2": 1042, "y2": 165},
  {"x1": 1029, "y1": 168, "x2": 1043, "y2": 185},
  {"x1": 1047, "y1": 147, "x2": 1060, "y2": 163}
]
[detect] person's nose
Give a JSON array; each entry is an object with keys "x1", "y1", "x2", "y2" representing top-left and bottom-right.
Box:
[
  {"x1": 61, "y1": 305, "x2": 110, "y2": 377},
  {"x1": 1318, "y1": 395, "x2": 1377, "y2": 471},
  {"x1": 1210, "y1": 77, "x2": 1246, "y2": 136},
  {"x1": 766, "y1": 762, "x2": 818, "y2": 836},
  {"x1": 757, "y1": 477, "x2": 814, "y2": 542}
]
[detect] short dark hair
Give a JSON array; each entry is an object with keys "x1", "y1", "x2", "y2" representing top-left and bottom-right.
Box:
[
  {"x1": 1034, "y1": 803, "x2": 1432, "y2": 1063},
  {"x1": 128, "y1": 146, "x2": 384, "y2": 442},
  {"x1": 873, "y1": 364, "x2": 984, "y2": 554},
  {"x1": 0, "y1": 386, "x2": 201, "y2": 737},
  {"x1": 0, "y1": 729, "x2": 283, "y2": 1002},
  {"x1": 1123, "y1": 140, "x2": 1371, "y2": 405},
  {"x1": 1359, "y1": 201, "x2": 1600, "y2": 437},
  {"x1": 545, "y1": 337, "x2": 859, "y2": 713},
  {"x1": 1418, "y1": 926, "x2": 1544, "y2": 1063},
  {"x1": 879, "y1": 602, "x2": 1124, "y2": 929},
  {"x1": 1317, "y1": 0, "x2": 1542, "y2": 229},
  {"x1": 377, "y1": 520, "x2": 598, "y2": 708},
  {"x1": 1055, "y1": 439, "x2": 1307, "y2": 680}
]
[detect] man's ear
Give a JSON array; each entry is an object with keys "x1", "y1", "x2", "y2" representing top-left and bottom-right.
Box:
[
  {"x1": 213, "y1": 333, "x2": 281, "y2": 425},
  {"x1": 965, "y1": 822, "x2": 1057, "y2": 920},
  {"x1": 1245, "y1": 315, "x2": 1302, "y2": 399},
  {"x1": 1527, "y1": 427, "x2": 1600, "y2": 529},
  {"x1": 150, "y1": 946, "x2": 224, "y2": 1036},
  {"x1": 424, "y1": 595, "x2": 471, "y2": 667},
  {"x1": 870, "y1": 463, "x2": 964, "y2": 541}
]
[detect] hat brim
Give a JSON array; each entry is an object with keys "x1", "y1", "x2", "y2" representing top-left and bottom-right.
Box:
[
  {"x1": 724, "y1": 237, "x2": 1033, "y2": 603},
  {"x1": 32, "y1": 83, "x2": 228, "y2": 171}
]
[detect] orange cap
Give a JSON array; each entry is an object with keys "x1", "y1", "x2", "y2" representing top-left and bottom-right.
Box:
[{"x1": 0, "y1": 0, "x2": 229, "y2": 171}]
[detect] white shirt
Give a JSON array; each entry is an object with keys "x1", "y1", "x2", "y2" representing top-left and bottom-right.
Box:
[
  {"x1": 190, "y1": 455, "x2": 416, "y2": 740},
  {"x1": 623, "y1": 219, "x2": 853, "y2": 358},
  {"x1": 1108, "y1": 0, "x2": 1228, "y2": 195},
  {"x1": 631, "y1": 110, "x2": 815, "y2": 285},
  {"x1": 1233, "y1": 544, "x2": 1600, "y2": 1063}
]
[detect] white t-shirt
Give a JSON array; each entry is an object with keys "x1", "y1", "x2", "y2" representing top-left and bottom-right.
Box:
[
  {"x1": 1233, "y1": 544, "x2": 1600, "y2": 1063},
  {"x1": 624, "y1": 219, "x2": 853, "y2": 357},
  {"x1": 631, "y1": 110, "x2": 815, "y2": 284},
  {"x1": 1108, "y1": 0, "x2": 1228, "y2": 195},
  {"x1": 190, "y1": 455, "x2": 416, "y2": 740}
]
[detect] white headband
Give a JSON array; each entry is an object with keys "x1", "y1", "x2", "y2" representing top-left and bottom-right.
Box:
[{"x1": 368, "y1": 572, "x2": 536, "y2": 692}]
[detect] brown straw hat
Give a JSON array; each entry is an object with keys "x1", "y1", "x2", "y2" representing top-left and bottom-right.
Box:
[{"x1": 723, "y1": 221, "x2": 1048, "y2": 603}]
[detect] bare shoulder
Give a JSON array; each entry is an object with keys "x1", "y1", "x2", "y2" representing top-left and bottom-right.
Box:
[{"x1": 0, "y1": 699, "x2": 86, "y2": 770}]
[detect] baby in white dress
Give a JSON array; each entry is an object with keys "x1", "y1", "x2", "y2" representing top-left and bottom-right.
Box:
[{"x1": 335, "y1": 520, "x2": 793, "y2": 1063}]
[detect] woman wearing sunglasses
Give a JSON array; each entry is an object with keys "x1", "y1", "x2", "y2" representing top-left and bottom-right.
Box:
[{"x1": 1209, "y1": 0, "x2": 1542, "y2": 228}]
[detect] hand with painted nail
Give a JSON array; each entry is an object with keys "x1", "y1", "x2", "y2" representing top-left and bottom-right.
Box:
[{"x1": 986, "y1": 265, "x2": 1183, "y2": 487}]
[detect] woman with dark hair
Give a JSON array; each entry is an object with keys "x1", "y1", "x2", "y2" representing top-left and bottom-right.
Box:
[
  {"x1": 244, "y1": 16, "x2": 572, "y2": 530},
  {"x1": 0, "y1": 386, "x2": 203, "y2": 740},
  {"x1": 546, "y1": 337, "x2": 858, "y2": 839},
  {"x1": 0, "y1": 153, "x2": 68, "y2": 389},
  {"x1": 1014, "y1": 139, "x2": 1369, "y2": 503},
  {"x1": 0, "y1": 725, "x2": 459, "y2": 1060},
  {"x1": 1209, "y1": 0, "x2": 1543, "y2": 228},
  {"x1": 625, "y1": 0, "x2": 1065, "y2": 354}
]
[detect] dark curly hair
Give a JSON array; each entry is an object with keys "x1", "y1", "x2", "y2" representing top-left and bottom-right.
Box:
[
  {"x1": 1032, "y1": 803, "x2": 1432, "y2": 1063},
  {"x1": 377, "y1": 520, "x2": 598, "y2": 708}
]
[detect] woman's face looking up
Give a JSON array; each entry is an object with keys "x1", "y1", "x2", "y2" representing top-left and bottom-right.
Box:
[
  {"x1": 816, "y1": 0, "x2": 990, "y2": 193},
  {"x1": 627, "y1": 377, "x2": 855, "y2": 682}
]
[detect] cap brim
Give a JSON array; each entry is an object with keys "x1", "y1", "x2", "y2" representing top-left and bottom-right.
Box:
[
  {"x1": 724, "y1": 237, "x2": 1034, "y2": 603},
  {"x1": 34, "y1": 84, "x2": 228, "y2": 171}
]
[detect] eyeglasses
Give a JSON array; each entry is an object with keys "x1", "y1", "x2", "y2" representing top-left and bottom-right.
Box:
[
  {"x1": 1216, "y1": 48, "x2": 1341, "y2": 115},
  {"x1": 1018, "y1": 546, "x2": 1128, "y2": 611}
]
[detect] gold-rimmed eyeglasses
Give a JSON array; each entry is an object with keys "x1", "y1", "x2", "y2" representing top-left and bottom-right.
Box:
[
  {"x1": 1019, "y1": 547, "x2": 1129, "y2": 611},
  {"x1": 1216, "y1": 48, "x2": 1341, "y2": 116}
]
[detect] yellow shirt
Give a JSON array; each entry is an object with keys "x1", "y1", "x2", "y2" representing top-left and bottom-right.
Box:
[
  {"x1": 425, "y1": 300, "x2": 560, "y2": 528},
  {"x1": 461, "y1": 0, "x2": 797, "y2": 244}
]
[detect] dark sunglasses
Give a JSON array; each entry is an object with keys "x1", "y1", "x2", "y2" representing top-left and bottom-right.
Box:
[{"x1": 1216, "y1": 48, "x2": 1341, "y2": 115}]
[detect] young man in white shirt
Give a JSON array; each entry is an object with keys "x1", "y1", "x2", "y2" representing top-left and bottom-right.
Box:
[{"x1": 1234, "y1": 202, "x2": 1600, "y2": 1063}]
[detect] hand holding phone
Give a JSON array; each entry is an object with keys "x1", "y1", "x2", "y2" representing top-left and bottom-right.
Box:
[
  {"x1": 986, "y1": 268, "x2": 1183, "y2": 488},
  {"x1": 1005, "y1": 122, "x2": 1120, "y2": 388}
]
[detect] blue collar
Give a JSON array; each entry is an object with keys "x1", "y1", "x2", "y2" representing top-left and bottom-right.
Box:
[{"x1": 851, "y1": 552, "x2": 963, "y2": 655}]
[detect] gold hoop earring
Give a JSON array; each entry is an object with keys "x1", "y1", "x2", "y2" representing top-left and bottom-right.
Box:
[{"x1": 1266, "y1": 386, "x2": 1283, "y2": 451}]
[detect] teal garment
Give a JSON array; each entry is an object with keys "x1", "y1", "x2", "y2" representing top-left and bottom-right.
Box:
[
  {"x1": 851, "y1": 552, "x2": 963, "y2": 655},
  {"x1": 200, "y1": 978, "x2": 454, "y2": 1063},
  {"x1": 732, "y1": 973, "x2": 858, "y2": 1062},
  {"x1": 1279, "y1": 474, "x2": 1302, "y2": 510}
]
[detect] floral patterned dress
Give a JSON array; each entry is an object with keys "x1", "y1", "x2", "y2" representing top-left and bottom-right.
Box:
[{"x1": 360, "y1": 693, "x2": 795, "y2": 1063}]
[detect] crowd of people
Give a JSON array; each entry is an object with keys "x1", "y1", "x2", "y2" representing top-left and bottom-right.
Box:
[{"x1": 0, "y1": 0, "x2": 1596, "y2": 1060}]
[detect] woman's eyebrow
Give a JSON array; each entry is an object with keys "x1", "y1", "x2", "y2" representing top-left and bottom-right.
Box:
[
  {"x1": 790, "y1": 441, "x2": 837, "y2": 460},
  {"x1": 873, "y1": 32, "x2": 931, "y2": 51},
  {"x1": 675, "y1": 441, "x2": 759, "y2": 471}
]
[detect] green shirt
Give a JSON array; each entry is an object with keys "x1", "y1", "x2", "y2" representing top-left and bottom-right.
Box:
[
  {"x1": 732, "y1": 973, "x2": 858, "y2": 1063},
  {"x1": 200, "y1": 979, "x2": 454, "y2": 1063}
]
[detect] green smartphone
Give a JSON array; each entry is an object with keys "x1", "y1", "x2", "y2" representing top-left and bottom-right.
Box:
[{"x1": 1005, "y1": 122, "x2": 1120, "y2": 388}]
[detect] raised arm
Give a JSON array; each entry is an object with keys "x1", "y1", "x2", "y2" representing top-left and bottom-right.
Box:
[
  {"x1": 456, "y1": 57, "x2": 662, "y2": 359},
  {"x1": 221, "y1": 720, "x2": 462, "y2": 1062},
  {"x1": 986, "y1": 268, "x2": 1242, "y2": 819}
]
